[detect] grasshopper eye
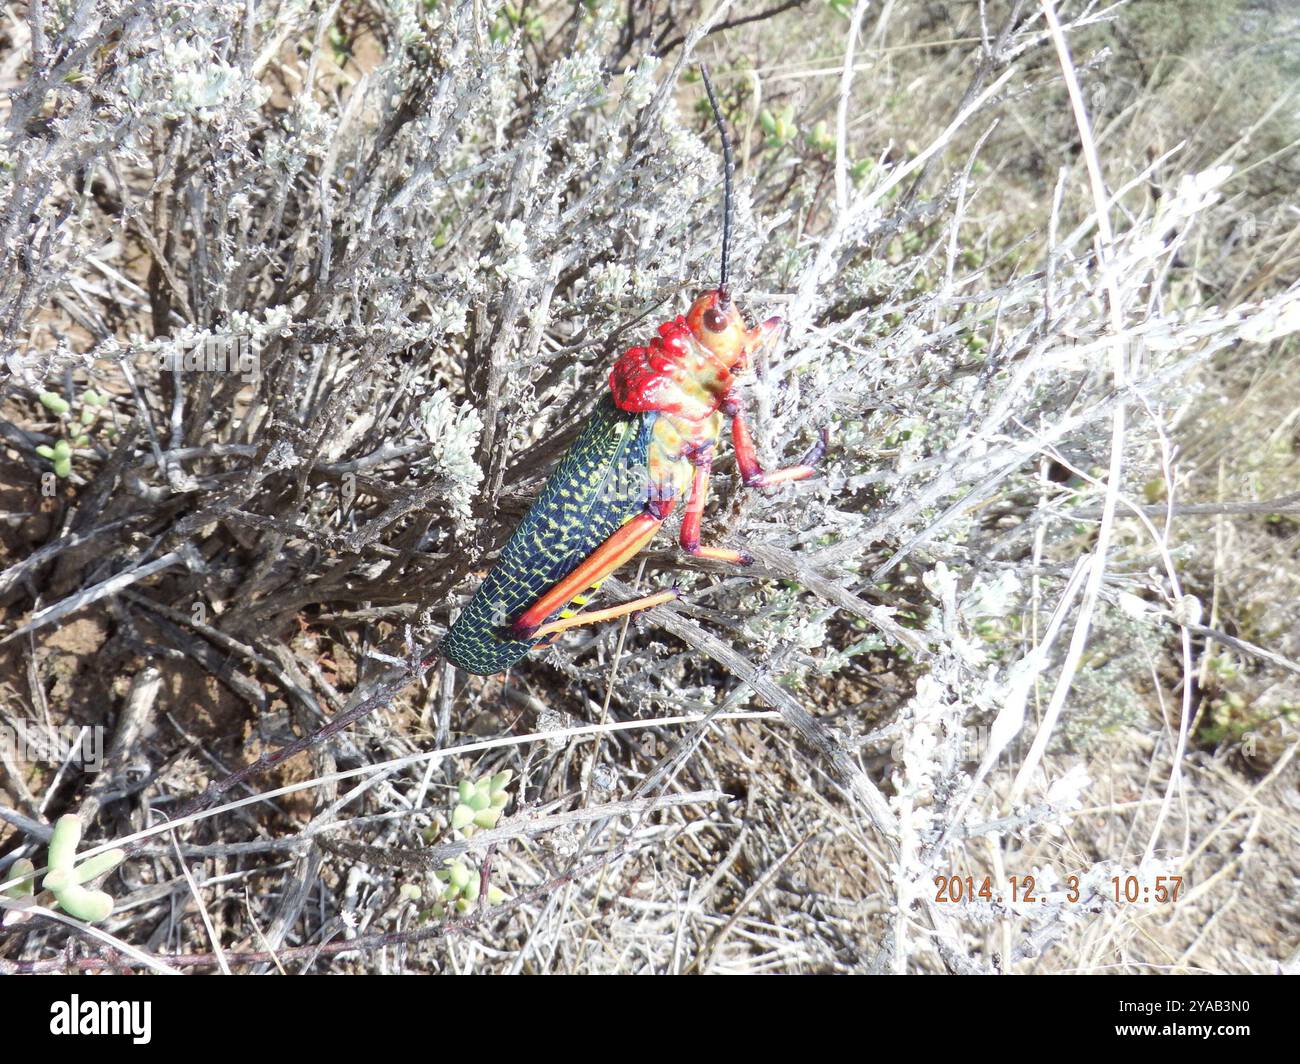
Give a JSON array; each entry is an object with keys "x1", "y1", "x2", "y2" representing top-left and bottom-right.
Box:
[{"x1": 703, "y1": 307, "x2": 729, "y2": 333}]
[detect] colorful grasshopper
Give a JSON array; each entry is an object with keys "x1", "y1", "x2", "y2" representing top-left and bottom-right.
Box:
[{"x1": 442, "y1": 68, "x2": 825, "y2": 676}]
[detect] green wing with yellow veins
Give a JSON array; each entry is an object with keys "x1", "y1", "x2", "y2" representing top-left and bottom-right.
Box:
[{"x1": 441, "y1": 396, "x2": 656, "y2": 675}]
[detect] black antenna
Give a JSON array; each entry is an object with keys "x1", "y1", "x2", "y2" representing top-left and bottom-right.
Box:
[{"x1": 699, "y1": 64, "x2": 734, "y2": 304}]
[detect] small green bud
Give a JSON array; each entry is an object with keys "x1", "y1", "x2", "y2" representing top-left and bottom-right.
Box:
[
  {"x1": 48, "y1": 815, "x2": 82, "y2": 872},
  {"x1": 457, "y1": 780, "x2": 474, "y2": 804},
  {"x1": 53, "y1": 457, "x2": 72, "y2": 478},
  {"x1": 807, "y1": 120, "x2": 835, "y2": 153},
  {"x1": 80, "y1": 407, "x2": 97, "y2": 426},
  {"x1": 39, "y1": 392, "x2": 70, "y2": 414},
  {"x1": 472, "y1": 808, "x2": 500, "y2": 830},
  {"x1": 35, "y1": 445, "x2": 55, "y2": 459},
  {"x1": 52, "y1": 439, "x2": 72, "y2": 458},
  {"x1": 451, "y1": 804, "x2": 474, "y2": 831},
  {"x1": 766, "y1": 107, "x2": 796, "y2": 147},
  {"x1": 490, "y1": 770, "x2": 513, "y2": 791}
]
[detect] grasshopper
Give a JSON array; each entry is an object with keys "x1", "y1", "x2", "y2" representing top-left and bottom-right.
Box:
[{"x1": 442, "y1": 68, "x2": 826, "y2": 675}]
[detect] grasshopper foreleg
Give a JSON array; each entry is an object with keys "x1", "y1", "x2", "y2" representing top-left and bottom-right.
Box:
[
  {"x1": 725, "y1": 393, "x2": 829, "y2": 489},
  {"x1": 679, "y1": 444, "x2": 753, "y2": 566}
]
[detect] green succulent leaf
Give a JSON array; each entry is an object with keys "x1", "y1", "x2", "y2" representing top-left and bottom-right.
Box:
[
  {"x1": 53, "y1": 882, "x2": 115, "y2": 923},
  {"x1": 48, "y1": 814, "x2": 82, "y2": 872},
  {"x1": 72, "y1": 848, "x2": 125, "y2": 884},
  {"x1": 4, "y1": 858, "x2": 37, "y2": 898}
]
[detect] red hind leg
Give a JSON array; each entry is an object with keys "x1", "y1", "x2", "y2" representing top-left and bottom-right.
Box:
[
  {"x1": 529, "y1": 588, "x2": 681, "y2": 641},
  {"x1": 508, "y1": 509, "x2": 668, "y2": 640}
]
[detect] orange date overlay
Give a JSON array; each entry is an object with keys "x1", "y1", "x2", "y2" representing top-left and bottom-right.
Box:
[{"x1": 933, "y1": 874, "x2": 1184, "y2": 905}]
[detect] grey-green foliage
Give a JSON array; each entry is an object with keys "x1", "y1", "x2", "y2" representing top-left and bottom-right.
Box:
[
  {"x1": 1055, "y1": 604, "x2": 1167, "y2": 754},
  {"x1": 1115, "y1": 0, "x2": 1243, "y2": 73},
  {"x1": 6, "y1": 0, "x2": 1291, "y2": 678},
  {"x1": 4, "y1": 0, "x2": 773, "y2": 644},
  {"x1": 1077, "y1": 0, "x2": 1300, "y2": 288}
]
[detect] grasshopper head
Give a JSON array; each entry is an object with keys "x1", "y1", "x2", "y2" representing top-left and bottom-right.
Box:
[{"x1": 686, "y1": 289, "x2": 781, "y2": 370}]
